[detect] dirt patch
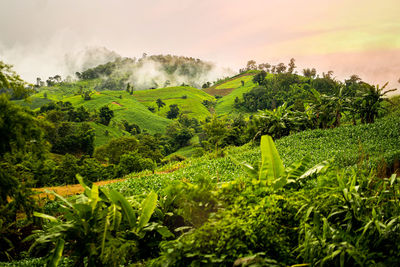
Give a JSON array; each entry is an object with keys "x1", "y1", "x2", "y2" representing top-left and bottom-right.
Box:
[
  {"x1": 202, "y1": 72, "x2": 256, "y2": 96},
  {"x1": 203, "y1": 87, "x2": 235, "y2": 96},
  {"x1": 112, "y1": 101, "x2": 122, "y2": 106},
  {"x1": 33, "y1": 167, "x2": 181, "y2": 200}
]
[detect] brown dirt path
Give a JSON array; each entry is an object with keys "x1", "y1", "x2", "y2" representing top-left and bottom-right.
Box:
[
  {"x1": 111, "y1": 101, "x2": 122, "y2": 106},
  {"x1": 33, "y1": 167, "x2": 181, "y2": 200}
]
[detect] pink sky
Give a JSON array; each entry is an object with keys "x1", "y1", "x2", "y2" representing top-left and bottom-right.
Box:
[{"x1": 0, "y1": 0, "x2": 399, "y2": 90}]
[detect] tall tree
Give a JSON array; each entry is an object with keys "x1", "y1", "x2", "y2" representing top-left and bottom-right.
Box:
[
  {"x1": 99, "y1": 106, "x2": 114, "y2": 126},
  {"x1": 166, "y1": 104, "x2": 180, "y2": 119},
  {"x1": 287, "y1": 58, "x2": 296, "y2": 74},
  {"x1": 156, "y1": 98, "x2": 166, "y2": 111},
  {"x1": 302, "y1": 68, "x2": 317, "y2": 78},
  {"x1": 275, "y1": 63, "x2": 287, "y2": 74},
  {"x1": 246, "y1": 60, "x2": 257, "y2": 70}
]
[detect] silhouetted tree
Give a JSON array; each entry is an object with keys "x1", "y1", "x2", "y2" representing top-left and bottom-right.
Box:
[
  {"x1": 246, "y1": 60, "x2": 257, "y2": 70},
  {"x1": 287, "y1": 58, "x2": 296, "y2": 74},
  {"x1": 99, "y1": 106, "x2": 114, "y2": 126},
  {"x1": 156, "y1": 98, "x2": 166, "y2": 111},
  {"x1": 167, "y1": 104, "x2": 180, "y2": 119},
  {"x1": 276, "y1": 63, "x2": 287, "y2": 74},
  {"x1": 302, "y1": 68, "x2": 317, "y2": 78}
]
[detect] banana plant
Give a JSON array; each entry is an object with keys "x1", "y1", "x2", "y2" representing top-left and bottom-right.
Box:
[
  {"x1": 242, "y1": 135, "x2": 331, "y2": 190},
  {"x1": 28, "y1": 175, "x2": 167, "y2": 267}
]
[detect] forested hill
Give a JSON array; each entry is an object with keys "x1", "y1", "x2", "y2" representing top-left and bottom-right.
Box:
[{"x1": 74, "y1": 54, "x2": 219, "y2": 90}]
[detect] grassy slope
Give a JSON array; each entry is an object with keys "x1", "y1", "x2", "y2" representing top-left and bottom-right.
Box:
[
  {"x1": 62, "y1": 90, "x2": 171, "y2": 134},
  {"x1": 215, "y1": 74, "x2": 255, "y2": 89},
  {"x1": 35, "y1": 79, "x2": 102, "y2": 101},
  {"x1": 132, "y1": 86, "x2": 215, "y2": 120},
  {"x1": 108, "y1": 113, "x2": 400, "y2": 195},
  {"x1": 215, "y1": 73, "x2": 263, "y2": 115}
]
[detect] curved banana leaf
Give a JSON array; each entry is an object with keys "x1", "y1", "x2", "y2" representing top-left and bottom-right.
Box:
[
  {"x1": 48, "y1": 238, "x2": 65, "y2": 267},
  {"x1": 33, "y1": 211, "x2": 58, "y2": 223},
  {"x1": 109, "y1": 189, "x2": 137, "y2": 229},
  {"x1": 138, "y1": 191, "x2": 157, "y2": 230},
  {"x1": 259, "y1": 135, "x2": 284, "y2": 181}
]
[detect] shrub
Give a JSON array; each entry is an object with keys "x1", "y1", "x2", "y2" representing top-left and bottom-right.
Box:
[{"x1": 116, "y1": 151, "x2": 156, "y2": 177}]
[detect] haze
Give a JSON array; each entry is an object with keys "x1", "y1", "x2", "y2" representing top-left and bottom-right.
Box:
[{"x1": 0, "y1": 0, "x2": 399, "y2": 90}]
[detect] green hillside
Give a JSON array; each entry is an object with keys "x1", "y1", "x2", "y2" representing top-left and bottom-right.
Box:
[
  {"x1": 132, "y1": 86, "x2": 215, "y2": 120},
  {"x1": 34, "y1": 79, "x2": 102, "y2": 101},
  {"x1": 62, "y1": 90, "x2": 171, "y2": 134},
  {"x1": 214, "y1": 73, "x2": 260, "y2": 115}
]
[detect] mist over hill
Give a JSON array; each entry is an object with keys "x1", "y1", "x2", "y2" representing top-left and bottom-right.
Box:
[{"x1": 78, "y1": 53, "x2": 234, "y2": 90}]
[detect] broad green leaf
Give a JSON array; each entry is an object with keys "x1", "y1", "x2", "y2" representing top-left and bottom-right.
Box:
[
  {"x1": 138, "y1": 191, "x2": 158, "y2": 230},
  {"x1": 109, "y1": 189, "x2": 137, "y2": 229},
  {"x1": 100, "y1": 214, "x2": 109, "y2": 258},
  {"x1": 108, "y1": 204, "x2": 122, "y2": 231},
  {"x1": 33, "y1": 211, "x2": 58, "y2": 223},
  {"x1": 48, "y1": 238, "x2": 65, "y2": 267},
  {"x1": 259, "y1": 135, "x2": 284, "y2": 181},
  {"x1": 76, "y1": 174, "x2": 91, "y2": 197},
  {"x1": 390, "y1": 173, "x2": 397, "y2": 186},
  {"x1": 299, "y1": 159, "x2": 331, "y2": 180},
  {"x1": 156, "y1": 226, "x2": 175, "y2": 238},
  {"x1": 90, "y1": 184, "x2": 99, "y2": 211}
]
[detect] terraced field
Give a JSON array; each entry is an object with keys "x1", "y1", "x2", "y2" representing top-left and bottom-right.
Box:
[
  {"x1": 63, "y1": 90, "x2": 171, "y2": 134},
  {"x1": 132, "y1": 86, "x2": 216, "y2": 119}
]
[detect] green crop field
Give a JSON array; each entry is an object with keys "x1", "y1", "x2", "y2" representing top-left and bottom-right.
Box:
[
  {"x1": 132, "y1": 86, "x2": 215, "y2": 119},
  {"x1": 107, "y1": 112, "x2": 400, "y2": 195}
]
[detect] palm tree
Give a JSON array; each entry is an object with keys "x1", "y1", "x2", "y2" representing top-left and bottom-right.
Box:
[
  {"x1": 357, "y1": 82, "x2": 396, "y2": 124},
  {"x1": 251, "y1": 103, "x2": 298, "y2": 140},
  {"x1": 156, "y1": 98, "x2": 166, "y2": 111}
]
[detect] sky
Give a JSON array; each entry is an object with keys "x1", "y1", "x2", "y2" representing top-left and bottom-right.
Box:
[{"x1": 0, "y1": 0, "x2": 399, "y2": 91}]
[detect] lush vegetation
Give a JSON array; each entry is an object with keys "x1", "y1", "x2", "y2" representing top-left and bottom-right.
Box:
[{"x1": 1, "y1": 57, "x2": 399, "y2": 266}]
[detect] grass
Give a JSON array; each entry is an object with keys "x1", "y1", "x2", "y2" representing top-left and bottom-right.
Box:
[{"x1": 132, "y1": 86, "x2": 215, "y2": 120}]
